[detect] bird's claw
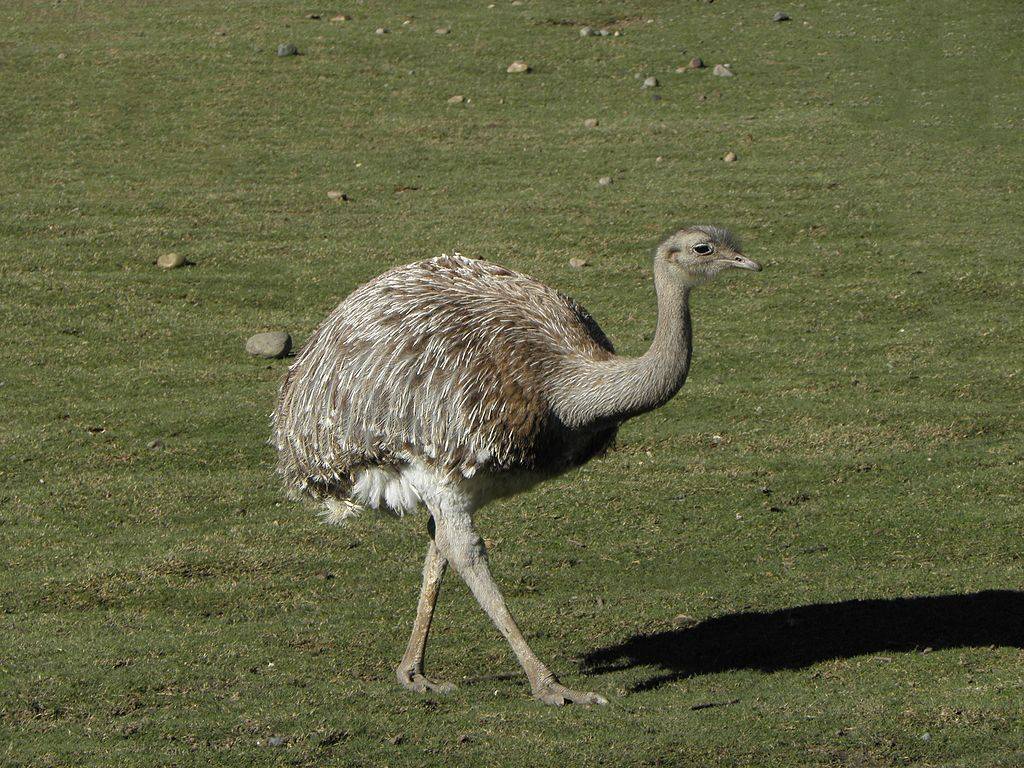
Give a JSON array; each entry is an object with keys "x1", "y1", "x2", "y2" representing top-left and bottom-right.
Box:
[
  {"x1": 396, "y1": 667, "x2": 456, "y2": 694},
  {"x1": 532, "y1": 681, "x2": 608, "y2": 706}
]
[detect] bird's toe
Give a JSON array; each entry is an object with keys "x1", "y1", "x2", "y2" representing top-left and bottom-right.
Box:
[
  {"x1": 533, "y1": 681, "x2": 608, "y2": 706},
  {"x1": 396, "y1": 668, "x2": 456, "y2": 694}
]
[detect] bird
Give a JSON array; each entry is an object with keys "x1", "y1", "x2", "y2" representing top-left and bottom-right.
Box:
[{"x1": 272, "y1": 226, "x2": 761, "y2": 705}]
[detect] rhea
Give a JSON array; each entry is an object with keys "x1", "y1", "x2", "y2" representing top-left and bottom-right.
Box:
[{"x1": 272, "y1": 226, "x2": 761, "y2": 705}]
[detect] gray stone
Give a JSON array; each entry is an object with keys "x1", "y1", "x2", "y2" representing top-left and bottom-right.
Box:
[
  {"x1": 712, "y1": 63, "x2": 734, "y2": 77},
  {"x1": 579, "y1": 26, "x2": 595, "y2": 37},
  {"x1": 157, "y1": 252, "x2": 186, "y2": 269},
  {"x1": 277, "y1": 43, "x2": 298, "y2": 57},
  {"x1": 773, "y1": 11, "x2": 790, "y2": 22},
  {"x1": 375, "y1": 27, "x2": 388, "y2": 35},
  {"x1": 569, "y1": 257, "x2": 588, "y2": 268},
  {"x1": 598, "y1": 176, "x2": 612, "y2": 186},
  {"x1": 246, "y1": 332, "x2": 292, "y2": 359},
  {"x1": 147, "y1": 438, "x2": 164, "y2": 450},
  {"x1": 435, "y1": 26, "x2": 451, "y2": 35},
  {"x1": 689, "y1": 57, "x2": 705, "y2": 69},
  {"x1": 506, "y1": 60, "x2": 530, "y2": 74},
  {"x1": 642, "y1": 76, "x2": 658, "y2": 88},
  {"x1": 723, "y1": 151, "x2": 737, "y2": 163},
  {"x1": 583, "y1": 117, "x2": 599, "y2": 128}
]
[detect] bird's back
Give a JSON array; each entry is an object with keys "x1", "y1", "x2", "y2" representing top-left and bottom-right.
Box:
[{"x1": 273, "y1": 255, "x2": 616, "y2": 505}]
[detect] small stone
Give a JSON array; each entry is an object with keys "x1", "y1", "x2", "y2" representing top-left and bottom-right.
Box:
[
  {"x1": 579, "y1": 26, "x2": 595, "y2": 37},
  {"x1": 326, "y1": 190, "x2": 349, "y2": 201},
  {"x1": 920, "y1": 732, "x2": 931, "y2": 742},
  {"x1": 506, "y1": 60, "x2": 530, "y2": 74},
  {"x1": 276, "y1": 43, "x2": 299, "y2": 57},
  {"x1": 597, "y1": 28, "x2": 610, "y2": 36},
  {"x1": 330, "y1": 14, "x2": 351, "y2": 22},
  {"x1": 672, "y1": 614, "x2": 698, "y2": 628},
  {"x1": 569, "y1": 258, "x2": 588, "y2": 268},
  {"x1": 773, "y1": 12, "x2": 790, "y2": 22},
  {"x1": 597, "y1": 176, "x2": 612, "y2": 186},
  {"x1": 583, "y1": 118, "x2": 599, "y2": 128},
  {"x1": 689, "y1": 57, "x2": 705, "y2": 69},
  {"x1": 387, "y1": 734, "x2": 404, "y2": 745},
  {"x1": 435, "y1": 26, "x2": 451, "y2": 34},
  {"x1": 655, "y1": 156, "x2": 664, "y2": 163},
  {"x1": 723, "y1": 151, "x2": 737, "y2": 162},
  {"x1": 712, "y1": 63, "x2": 734, "y2": 77},
  {"x1": 447, "y1": 94, "x2": 465, "y2": 104},
  {"x1": 675, "y1": 66, "x2": 688, "y2": 74},
  {"x1": 375, "y1": 27, "x2": 388, "y2": 35},
  {"x1": 305, "y1": 13, "x2": 322, "y2": 19},
  {"x1": 157, "y1": 252, "x2": 186, "y2": 269},
  {"x1": 642, "y1": 76, "x2": 658, "y2": 88},
  {"x1": 57, "y1": 52, "x2": 67, "y2": 59},
  {"x1": 213, "y1": 28, "x2": 228, "y2": 36},
  {"x1": 246, "y1": 332, "x2": 292, "y2": 359},
  {"x1": 266, "y1": 735, "x2": 285, "y2": 747},
  {"x1": 146, "y1": 438, "x2": 164, "y2": 450}
]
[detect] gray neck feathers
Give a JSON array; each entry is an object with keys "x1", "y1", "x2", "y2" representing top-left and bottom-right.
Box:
[{"x1": 553, "y1": 261, "x2": 693, "y2": 428}]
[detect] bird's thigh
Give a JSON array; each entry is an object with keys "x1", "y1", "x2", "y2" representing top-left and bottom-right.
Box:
[{"x1": 433, "y1": 507, "x2": 486, "y2": 571}]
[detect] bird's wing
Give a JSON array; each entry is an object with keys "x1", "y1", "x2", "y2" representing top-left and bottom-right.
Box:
[{"x1": 273, "y1": 256, "x2": 614, "y2": 491}]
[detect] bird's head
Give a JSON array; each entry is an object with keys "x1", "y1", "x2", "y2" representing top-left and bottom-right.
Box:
[{"x1": 655, "y1": 226, "x2": 761, "y2": 287}]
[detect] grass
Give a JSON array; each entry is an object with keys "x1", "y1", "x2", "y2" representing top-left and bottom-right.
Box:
[{"x1": 1, "y1": 0, "x2": 1023, "y2": 765}]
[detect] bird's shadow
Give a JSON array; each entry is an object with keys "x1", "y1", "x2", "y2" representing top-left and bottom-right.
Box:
[{"x1": 582, "y1": 590, "x2": 1024, "y2": 692}]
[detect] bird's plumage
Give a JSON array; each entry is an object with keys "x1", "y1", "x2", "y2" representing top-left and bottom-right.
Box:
[{"x1": 272, "y1": 254, "x2": 619, "y2": 514}]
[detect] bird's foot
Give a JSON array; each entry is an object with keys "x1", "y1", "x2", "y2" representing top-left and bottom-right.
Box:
[
  {"x1": 532, "y1": 680, "x2": 608, "y2": 706},
  {"x1": 396, "y1": 667, "x2": 456, "y2": 694}
]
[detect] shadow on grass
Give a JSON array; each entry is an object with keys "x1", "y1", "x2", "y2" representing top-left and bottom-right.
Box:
[{"x1": 583, "y1": 590, "x2": 1024, "y2": 692}]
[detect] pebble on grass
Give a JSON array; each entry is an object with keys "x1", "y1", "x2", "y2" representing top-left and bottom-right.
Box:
[
  {"x1": 773, "y1": 11, "x2": 791, "y2": 22},
  {"x1": 246, "y1": 332, "x2": 292, "y2": 359},
  {"x1": 598, "y1": 176, "x2": 612, "y2": 186},
  {"x1": 642, "y1": 76, "x2": 658, "y2": 88},
  {"x1": 157, "y1": 252, "x2": 186, "y2": 269},
  {"x1": 723, "y1": 151, "x2": 738, "y2": 162},
  {"x1": 447, "y1": 94, "x2": 465, "y2": 104},
  {"x1": 326, "y1": 190, "x2": 350, "y2": 201},
  {"x1": 713, "y1": 63, "x2": 734, "y2": 77},
  {"x1": 435, "y1": 27, "x2": 451, "y2": 35},
  {"x1": 276, "y1": 43, "x2": 298, "y2": 57},
  {"x1": 583, "y1": 118, "x2": 599, "y2": 128},
  {"x1": 506, "y1": 60, "x2": 530, "y2": 74},
  {"x1": 569, "y1": 258, "x2": 588, "y2": 268},
  {"x1": 330, "y1": 14, "x2": 351, "y2": 22}
]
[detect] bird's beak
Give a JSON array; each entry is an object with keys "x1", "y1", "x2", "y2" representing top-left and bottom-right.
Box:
[{"x1": 729, "y1": 253, "x2": 762, "y2": 272}]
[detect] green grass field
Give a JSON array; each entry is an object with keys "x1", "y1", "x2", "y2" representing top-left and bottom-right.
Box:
[{"x1": 2, "y1": 1, "x2": 1023, "y2": 765}]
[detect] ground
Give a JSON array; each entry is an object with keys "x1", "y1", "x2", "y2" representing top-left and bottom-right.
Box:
[{"x1": 1, "y1": 1, "x2": 1023, "y2": 766}]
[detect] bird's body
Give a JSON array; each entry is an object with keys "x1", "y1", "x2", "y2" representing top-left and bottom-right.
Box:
[
  {"x1": 272, "y1": 227, "x2": 761, "y2": 705},
  {"x1": 273, "y1": 254, "x2": 620, "y2": 519}
]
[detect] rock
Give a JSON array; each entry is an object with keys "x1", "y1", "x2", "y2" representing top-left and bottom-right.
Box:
[
  {"x1": 330, "y1": 14, "x2": 351, "y2": 22},
  {"x1": 723, "y1": 151, "x2": 737, "y2": 162},
  {"x1": 597, "y1": 28, "x2": 611, "y2": 36},
  {"x1": 435, "y1": 26, "x2": 451, "y2": 34},
  {"x1": 569, "y1": 258, "x2": 588, "y2": 268},
  {"x1": 655, "y1": 155, "x2": 664, "y2": 163},
  {"x1": 506, "y1": 60, "x2": 530, "y2": 74},
  {"x1": 642, "y1": 76, "x2": 658, "y2": 88},
  {"x1": 689, "y1": 57, "x2": 705, "y2": 69},
  {"x1": 579, "y1": 26, "x2": 595, "y2": 37},
  {"x1": 712, "y1": 63, "x2": 733, "y2": 77},
  {"x1": 773, "y1": 11, "x2": 790, "y2": 22},
  {"x1": 326, "y1": 190, "x2": 349, "y2": 201},
  {"x1": 305, "y1": 13, "x2": 321, "y2": 19},
  {"x1": 447, "y1": 94, "x2": 465, "y2": 104},
  {"x1": 675, "y1": 66, "x2": 688, "y2": 74},
  {"x1": 246, "y1": 332, "x2": 292, "y2": 359},
  {"x1": 266, "y1": 736, "x2": 285, "y2": 747},
  {"x1": 597, "y1": 176, "x2": 612, "y2": 186},
  {"x1": 276, "y1": 43, "x2": 298, "y2": 57},
  {"x1": 375, "y1": 27, "x2": 388, "y2": 35},
  {"x1": 57, "y1": 52, "x2": 67, "y2": 59},
  {"x1": 146, "y1": 438, "x2": 164, "y2": 450},
  {"x1": 157, "y1": 252, "x2": 186, "y2": 269},
  {"x1": 583, "y1": 117, "x2": 599, "y2": 128},
  {"x1": 672, "y1": 614, "x2": 698, "y2": 628}
]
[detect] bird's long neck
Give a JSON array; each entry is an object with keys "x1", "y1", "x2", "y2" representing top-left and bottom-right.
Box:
[{"x1": 555, "y1": 262, "x2": 693, "y2": 428}]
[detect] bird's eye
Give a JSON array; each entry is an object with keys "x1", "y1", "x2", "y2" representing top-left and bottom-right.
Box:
[{"x1": 692, "y1": 243, "x2": 714, "y2": 255}]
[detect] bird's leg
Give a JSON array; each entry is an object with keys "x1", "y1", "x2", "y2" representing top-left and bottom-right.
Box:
[
  {"x1": 434, "y1": 507, "x2": 607, "y2": 706},
  {"x1": 395, "y1": 532, "x2": 455, "y2": 694}
]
